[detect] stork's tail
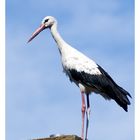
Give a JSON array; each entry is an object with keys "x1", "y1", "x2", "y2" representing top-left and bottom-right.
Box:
[{"x1": 114, "y1": 85, "x2": 132, "y2": 112}]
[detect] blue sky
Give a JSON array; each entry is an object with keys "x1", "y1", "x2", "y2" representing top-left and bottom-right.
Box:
[{"x1": 6, "y1": 0, "x2": 134, "y2": 140}]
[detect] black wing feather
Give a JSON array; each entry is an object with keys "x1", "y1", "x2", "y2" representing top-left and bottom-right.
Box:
[{"x1": 68, "y1": 65, "x2": 131, "y2": 112}]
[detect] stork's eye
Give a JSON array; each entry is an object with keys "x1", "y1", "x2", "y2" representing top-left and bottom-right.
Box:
[{"x1": 44, "y1": 19, "x2": 49, "y2": 23}]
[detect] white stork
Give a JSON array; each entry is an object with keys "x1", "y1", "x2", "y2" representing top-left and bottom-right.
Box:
[{"x1": 28, "y1": 16, "x2": 131, "y2": 140}]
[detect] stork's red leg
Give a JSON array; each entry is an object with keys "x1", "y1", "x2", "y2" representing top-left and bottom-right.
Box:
[
  {"x1": 85, "y1": 94, "x2": 90, "y2": 140},
  {"x1": 81, "y1": 92, "x2": 86, "y2": 140}
]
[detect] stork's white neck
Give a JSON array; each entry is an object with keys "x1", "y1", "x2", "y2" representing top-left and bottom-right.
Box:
[{"x1": 50, "y1": 23, "x2": 68, "y2": 52}]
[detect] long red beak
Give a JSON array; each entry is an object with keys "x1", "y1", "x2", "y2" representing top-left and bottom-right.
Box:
[{"x1": 28, "y1": 24, "x2": 45, "y2": 43}]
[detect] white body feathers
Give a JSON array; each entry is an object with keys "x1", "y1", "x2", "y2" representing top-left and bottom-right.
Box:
[{"x1": 50, "y1": 20, "x2": 101, "y2": 75}]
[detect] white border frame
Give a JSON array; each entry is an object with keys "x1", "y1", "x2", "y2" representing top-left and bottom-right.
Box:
[
  {"x1": 0, "y1": 0, "x2": 137, "y2": 140},
  {"x1": 0, "y1": 0, "x2": 5, "y2": 139}
]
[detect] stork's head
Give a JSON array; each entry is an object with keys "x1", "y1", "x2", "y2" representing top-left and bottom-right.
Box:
[
  {"x1": 42, "y1": 16, "x2": 56, "y2": 28},
  {"x1": 28, "y1": 16, "x2": 56, "y2": 42}
]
